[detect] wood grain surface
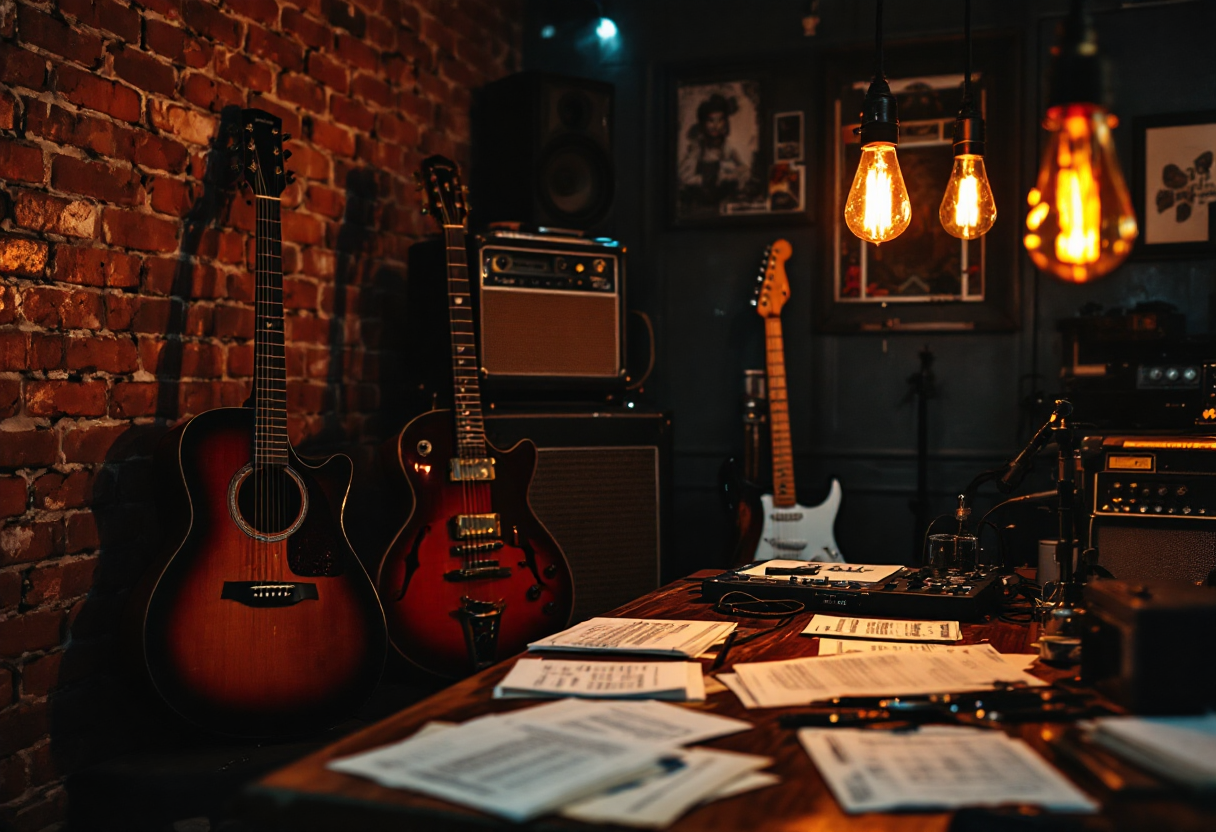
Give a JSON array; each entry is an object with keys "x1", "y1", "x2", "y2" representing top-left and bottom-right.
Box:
[{"x1": 244, "y1": 572, "x2": 1216, "y2": 832}]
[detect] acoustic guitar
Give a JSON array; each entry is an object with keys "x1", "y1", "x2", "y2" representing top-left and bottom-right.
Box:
[
  {"x1": 128, "y1": 109, "x2": 386, "y2": 737},
  {"x1": 377, "y1": 156, "x2": 574, "y2": 679},
  {"x1": 729, "y1": 240, "x2": 845, "y2": 565}
]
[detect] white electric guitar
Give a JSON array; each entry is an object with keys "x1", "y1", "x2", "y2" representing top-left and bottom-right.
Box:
[{"x1": 752, "y1": 240, "x2": 844, "y2": 563}]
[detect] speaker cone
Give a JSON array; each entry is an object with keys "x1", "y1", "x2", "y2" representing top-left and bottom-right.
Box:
[{"x1": 536, "y1": 136, "x2": 613, "y2": 226}]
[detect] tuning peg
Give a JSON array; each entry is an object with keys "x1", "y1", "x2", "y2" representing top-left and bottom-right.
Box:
[
  {"x1": 286, "y1": 170, "x2": 296, "y2": 184},
  {"x1": 282, "y1": 133, "x2": 291, "y2": 141},
  {"x1": 283, "y1": 150, "x2": 292, "y2": 160},
  {"x1": 420, "y1": 207, "x2": 428, "y2": 215}
]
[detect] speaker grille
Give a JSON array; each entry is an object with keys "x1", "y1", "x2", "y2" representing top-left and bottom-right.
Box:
[
  {"x1": 1095, "y1": 525, "x2": 1216, "y2": 583},
  {"x1": 529, "y1": 447, "x2": 660, "y2": 622},
  {"x1": 480, "y1": 288, "x2": 619, "y2": 379}
]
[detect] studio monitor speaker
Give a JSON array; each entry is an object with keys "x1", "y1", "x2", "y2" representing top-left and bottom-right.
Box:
[
  {"x1": 473, "y1": 72, "x2": 614, "y2": 232},
  {"x1": 1091, "y1": 522, "x2": 1216, "y2": 585},
  {"x1": 484, "y1": 410, "x2": 670, "y2": 622}
]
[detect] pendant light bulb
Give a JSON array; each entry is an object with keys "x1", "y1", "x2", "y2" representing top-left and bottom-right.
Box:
[
  {"x1": 846, "y1": 0, "x2": 910, "y2": 245},
  {"x1": 845, "y1": 143, "x2": 912, "y2": 243},
  {"x1": 940, "y1": 155, "x2": 996, "y2": 239},
  {"x1": 1023, "y1": 0, "x2": 1137, "y2": 283}
]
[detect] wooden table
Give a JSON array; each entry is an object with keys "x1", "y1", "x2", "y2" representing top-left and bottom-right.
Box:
[{"x1": 244, "y1": 572, "x2": 1216, "y2": 831}]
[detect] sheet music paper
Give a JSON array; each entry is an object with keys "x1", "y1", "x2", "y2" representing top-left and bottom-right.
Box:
[
  {"x1": 497, "y1": 698, "x2": 752, "y2": 746},
  {"x1": 739, "y1": 561, "x2": 903, "y2": 584},
  {"x1": 733, "y1": 644, "x2": 1043, "y2": 708},
  {"x1": 328, "y1": 718, "x2": 669, "y2": 822},
  {"x1": 715, "y1": 673, "x2": 761, "y2": 709},
  {"x1": 803, "y1": 614, "x2": 962, "y2": 642},
  {"x1": 561, "y1": 748, "x2": 772, "y2": 828},
  {"x1": 1085, "y1": 714, "x2": 1216, "y2": 788},
  {"x1": 494, "y1": 659, "x2": 706, "y2": 701},
  {"x1": 816, "y1": 637, "x2": 1039, "y2": 671},
  {"x1": 799, "y1": 726, "x2": 1098, "y2": 813},
  {"x1": 529, "y1": 618, "x2": 737, "y2": 658}
]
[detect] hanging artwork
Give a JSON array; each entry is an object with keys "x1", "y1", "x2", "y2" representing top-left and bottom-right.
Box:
[{"x1": 1133, "y1": 111, "x2": 1216, "y2": 258}]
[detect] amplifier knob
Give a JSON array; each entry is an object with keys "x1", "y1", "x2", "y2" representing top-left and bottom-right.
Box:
[
  {"x1": 527, "y1": 584, "x2": 541, "y2": 601},
  {"x1": 493, "y1": 255, "x2": 512, "y2": 271},
  {"x1": 1177, "y1": 485, "x2": 1189, "y2": 496},
  {"x1": 1183, "y1": 506, "x2": 1193, "y2": 515},
  {"x1": 1200, "y1": 509, "x2": 1207, "y2": 515},
  {"x1": 1166, "y1": 367, "x2": 1180, "y2": 382},
  {"x1": 1139, "y1": 506, "x2": 1148, "y2": 513},
  {"x1": 1184, "y1": 367, "x2": 1199, "y2": 382},
  {"x1": 1168, "y1": 508, "x2": 1176, "y2": 514},
  {"x1": 593, "y1": 258, "x2": 606, "y2": 273},
  {"x1": 1157, "y1": 486, "x2": 1169, "y2": 496},
  {"x1": 555, "y1": 257, "x2": 568, "y2": 271},
  {"x1": 1153, "y1": 505, "x2": 1163, "y2": 513},
  {"x1": 1149, "y1": 367, "x2": 1164, "y2": 381},
  {"x1": 1112, "y1": 482, "x2": 1122, "y2": 490}
]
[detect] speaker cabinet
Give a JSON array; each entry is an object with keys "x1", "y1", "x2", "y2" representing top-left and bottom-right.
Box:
[
  {"x1": 484, "y1": 410, "x2": 670, "y2": 622},
  {"x1": 1091, "y1": 522, "x2": 1216, "y2": 584},
  {"x1": 473, "y1": 72, "x2": 614, "y2": 232}
]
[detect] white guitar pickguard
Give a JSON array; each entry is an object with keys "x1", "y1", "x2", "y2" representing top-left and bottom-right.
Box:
[{"x1": 754, "y1": 478, "x2": 844, "y2": 563}]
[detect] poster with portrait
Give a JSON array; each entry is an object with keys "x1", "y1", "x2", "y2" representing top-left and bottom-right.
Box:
[
  {"x1": 1133, "y1": 111, "x2": 1216, "y2": 258},
  {"x1": 674, "y1": 79, "x2": 765, "y2": 222}
]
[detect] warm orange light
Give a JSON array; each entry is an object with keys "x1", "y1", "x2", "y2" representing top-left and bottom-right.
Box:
[
  {"x1": 845, "y1": 143, "x2": 911, "y2": 243},
  {"x1": 1023, "y1": 104, "x2": 1137, "y2": 283},
  {"x1": 939, "y1": 154, "x2": 996, "y2": 239}
]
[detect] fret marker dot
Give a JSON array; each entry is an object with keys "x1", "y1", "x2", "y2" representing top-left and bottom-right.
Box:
[{"x1": 455, "y1": 297, "x2": 463, "y2": 305}]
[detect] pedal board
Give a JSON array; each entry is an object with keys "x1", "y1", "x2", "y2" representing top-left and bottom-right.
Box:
[{"x1": 701, "y1": 561, "x2": 1005, "y2": 621}]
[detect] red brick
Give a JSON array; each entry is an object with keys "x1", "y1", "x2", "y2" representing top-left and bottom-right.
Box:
[
  {"x1": 56, "y1": 65, "x2": 141, "y2": 123},
  {"x1": 65, "y1": 512, "x2": 99, "y2": 553},
  {"x1": 111, "y1": 46, "x2": 178, "y2": 97},
  {"x1": 0, "y1": 287, "x2": 19, "y2": 326},
  {"x1": 306, "y1": 51, "x2": 347, "y2": 93},
  {"x1": 26, "y1": 103, "x2": 134, "y2": 160},
  {"x1": 21, "y1": 650, "x2": 63, "y2": 696},
  {"x1": 33, "y1": 471, "x2": 92, "y2": 511},
  {"x1": 17, "y1": 7, "x2": 104, "y2": 68},
  {"x1": 0, "y1": 701, "x2": 50, "y2": 757},
  {"x1": 183, "y1": 0, "x2": 244, "y2": 48},
  {"x1": 0, "y1": 139, "x2": 44, "y2": 184},
  {"x1": 149, "y1": 101, "x2": 217, "y2": 146},
  {"x1": 377, "y1": 112, "x2": 419, "y2": 146},
  {"x1": 330, "y1": 94, "x2": 375, "y2": 132},
  {"x1": 227, "y1": 343, "x2": 253, "y2": 376},
  {"x1": 102, "y1": 209, "x2": 180, "y2": 253},
  {"x1": 0, "y1": 520, "x2": 63, "y2": 567},
  {"x1": 214, "y1": 49, "x2": 273, "y2": 93},
  {"x1": 213, "y1": 304, "x2": 254, "y2": 339},
  {"x1": 26, "y1": 381, "x2": 107, "y2": 418},
  {"x1": 0, "y1": 235, "x2": 49, "y2": 277},
  {"x1": 59, "y1": 0, "x2": 142, "y2": 42},
  {"x1": 0, "y1": 331, "x2": 26, "y2": 371},
  {"x1": 226, "y1": 0, "x2": 279, "y2": 20},
  {"x1": 336, "y1": 33, "x2": 378, "y2": 71},
  {"x1": 52, "y1": 156, "x2": 144, "y2": 206},
  {"x1": 0, "y1": 664, "x2": 13, "y2": 705},
  {"x1": 54, "y1": 246, "x2": 140, "y2": 289},
  {"x1": 0, "y1": 43, "x2": 46, "y2": 89},
  {"x1": 61, "y1": 423, "x2": 126, "y2": 464},
  {"x1": 181, "y1": 72, "x2": 243, "y2": 113},
  {"x1": 308, "y1": 118, "x2": 355, "y2": 157},
  {"x1": 133, "y1": 131, "x2": 190, "y2": 174},
  {"x1": 22, "y1": 286, "x2": 103, "y2": 329},
  {"x1": 180, "y1": 342, "x2": 223, "y2": 377},
  {"x1": 0, "y1": 477, "x2": 27, "y2": 517},
  {"x1": 110, "y1": 382, "x2": 157, "y2": 418},
  {"x1": 150, "y1": 177, "x2": 199, "y2": 217},
  {"x1": 65, "y1": 335, "x2": 138, "y2": 374},
  {"x1": 283, "y1": 8, "x2": 331, "y2": 49},
  {"x1": 248, "y1": 24, "x2": 304, "y2": 72},
  {"x1": 351, "y1": 72, "x2": 393, "y2": 108},
  {"x1": 130, "y1": 296, "x2": 180, "y2": 333},
  {"x1": 305, "y1": 184, "x2": 344, "y2": 219},
  {"x1": 278, "y1": 73, "x2": 326, "y2": 113},
  {"x1": 103, "y1": 294, "x2": 139, "y2": 331},
  {"x1": 0, "y1": 429, "x2": 59, "y2": 470},
  {"x1": 142, "y1": 0, "x2": 184, "y2": 21},
  {"x1": 13, "y1": 192, "x2": 97, "y2": 239},
  {"x1": 28, "y1": 333, "x2": 64, "y2": 371},
  {"x1": 282, "y1": 211, "x2": 325, "y2": 246},
  {"x1": 0, "y1": 89, "x2": 16, "y2": 131}
]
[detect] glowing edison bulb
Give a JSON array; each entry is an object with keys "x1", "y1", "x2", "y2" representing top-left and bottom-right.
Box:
[
  {"x1": 1024, "y1": 104, "x2": 1137, "y2": 283},
  {"x1": 939, "y1": 155, "x2": 996, "y2": 239},
  {"x1": 844, "y1": 143, "x2": 911, "y2": 243}
]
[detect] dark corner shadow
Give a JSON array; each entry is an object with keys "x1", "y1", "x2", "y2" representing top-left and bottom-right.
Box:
[{"x1": 57, "y1": 107, "x2": 254, "y2": 832}]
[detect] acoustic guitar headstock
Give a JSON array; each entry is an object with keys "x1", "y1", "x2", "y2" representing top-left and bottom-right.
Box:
[
  {"x1": 753, "y1": 239, "x2": 792, "y2": 318},
  {"x1": 230, "y1": 108, "x2": 294, "y2": 198},
  {"x1": 416, "y1": 155, "x2": 468, "y2": 229}
]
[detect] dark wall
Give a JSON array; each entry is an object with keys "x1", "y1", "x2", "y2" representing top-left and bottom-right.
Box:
[{"x1": 523, "y1": 0, "x2": 1216, "y2": 578}]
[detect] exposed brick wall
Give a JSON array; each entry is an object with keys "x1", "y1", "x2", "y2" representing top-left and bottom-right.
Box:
[{"x1": 0, "y1": 0, "x2": 521, "y2": 827}]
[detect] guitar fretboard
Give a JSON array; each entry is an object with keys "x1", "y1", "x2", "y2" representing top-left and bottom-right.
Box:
[
  {"x1": 764, "y1": 316, "x2": 796, "y2": 508},
  {"x1": 444, "y1": 225, "x2": 487, "y2": 458},
  {"x1": 254, "y1": 196, "x2": 288, "y2": 468}
]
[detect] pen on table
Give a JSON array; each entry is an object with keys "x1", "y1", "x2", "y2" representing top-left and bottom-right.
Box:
[{"x1": 710, "y1": 630, "x2": 739, "y2": 670}]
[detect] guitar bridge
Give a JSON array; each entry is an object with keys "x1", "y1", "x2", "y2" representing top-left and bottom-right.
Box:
[
  {"x1": 444, "y1": 563, "x2": 512, "y2": 581},
  {"x1": 220, "y1": 582, "x2": 318, "y2": 607},
  {"x1": 454, "y1": 596, "x2": 506, "y2": 671},
  {"x1": 453, "y1": 513, "x2": 500, "y2": 539},
  {"x1": 450, "y1": 457, "x2": 495, "y2": 482}
]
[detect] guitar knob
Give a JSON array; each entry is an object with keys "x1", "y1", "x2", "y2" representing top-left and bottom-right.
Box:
[
  {"x1": 543, "y1": 564, "x2": 558, "y2": 578},
  {"x1": 526, "y1": 584, "x2": 541, "y2": 601}
]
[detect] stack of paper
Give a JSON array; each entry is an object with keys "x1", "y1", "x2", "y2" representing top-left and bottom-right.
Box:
[
  {"x1": 494, "y1": 658, "x2": 706, "y2": 701},
  {"x1": 529, "y1": 617, "x2": 736, "y2": 658},
  {"x1": 799, "y1": 726, "x2": 1097, "y2": 813},
  {"x1": 329, "y1": 699, "x2": 775, "y2": 826},
  {"x1": 1084, "y1": 714, "x2": 1216, "y2": 789},
  {"x1": 803, "y1": 614, "x2": 962, "y2": 642},
  {"x1": 724, "y1": 643, "x2": 1042, "y2": 708},
  {"x1": 816, "y1": 637, "x2": 1038, "y2": 671}
]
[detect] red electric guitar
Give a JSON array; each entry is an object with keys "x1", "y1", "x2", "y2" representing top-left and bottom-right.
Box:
[
  {"x1": 127, "y1": 109, "x2": 386, "y2": 736},
  {"x1": 378, "y1": 156, "x2": 574, "y2": 679}
]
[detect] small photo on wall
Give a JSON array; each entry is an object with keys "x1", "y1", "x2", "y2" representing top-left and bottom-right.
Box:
[
  {"x1": 774, "y1": 111, "x2": 804, "y2": 162},
  {"x1": 768, "y1": 162, "x2": 804, "y2": 212},
  {"x1": 1134, "y1": 112, "x2": 1216, "y2": 257}
]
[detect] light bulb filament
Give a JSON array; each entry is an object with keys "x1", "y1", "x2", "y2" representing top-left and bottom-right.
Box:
[
  {"x1": 864, "y1": 158, "x2": 894, "y2": 239},
  {"x1": 954, "y1": 174, "x2": 980, "y2": 230}
]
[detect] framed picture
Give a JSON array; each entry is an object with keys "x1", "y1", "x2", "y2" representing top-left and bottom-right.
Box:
[
  {"x1": 1132, "y1": 111, "x2": 1216, "y2": 259},
  {"x1": 669, "y1": 68, "x2": 808, "y2": 226},
  {"x1": 816, "y1": 33, "x2": 1020, "y2": 333}
]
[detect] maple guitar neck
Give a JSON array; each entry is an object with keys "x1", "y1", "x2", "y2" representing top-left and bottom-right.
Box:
[{"x1": 764, "y1": 315, "x2": 796, "y2": 509}]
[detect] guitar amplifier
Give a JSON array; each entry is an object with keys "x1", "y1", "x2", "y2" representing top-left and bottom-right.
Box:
[
  {"x1": 472, "y1": 230, "x2": 627, "y2": 398},
  {"x1": 1082, "y1": 435, "x2": 1216, "y2": 584},
  {"x1": 483, "y1": 409, "x2": 671, "y2": 623}
]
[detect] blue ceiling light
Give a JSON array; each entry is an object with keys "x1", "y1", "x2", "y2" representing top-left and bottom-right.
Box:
[
  {"x1": 540, "y1": 24, "x2": 556, "y2": 38},
  {"x1": 595, "y1": 17, "x2": 618, "y2": 40}
]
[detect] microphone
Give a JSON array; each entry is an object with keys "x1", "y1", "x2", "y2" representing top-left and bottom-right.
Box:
[{"x1": 997, "y1": 399, "x2": 1073, "y2": 493}]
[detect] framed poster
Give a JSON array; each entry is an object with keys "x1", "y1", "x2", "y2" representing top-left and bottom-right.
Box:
[
  {"x1": 669, "y1": 69, "x2": 808, "y2": 226},
  {"x1": 1132, "y1": 111, "x2": 1216, "y2": 259},
  {"x1": 816, "y1": 33, "x2": 1020, "y2": 334}
]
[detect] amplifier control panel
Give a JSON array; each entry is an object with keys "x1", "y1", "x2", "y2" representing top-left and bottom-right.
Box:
[
  {"x1": 481, "y1": 246, "x2": 618, "y2": 293},
  {"x1": 1093, "y1": 471, "x2": 1216, "y2": 518}
]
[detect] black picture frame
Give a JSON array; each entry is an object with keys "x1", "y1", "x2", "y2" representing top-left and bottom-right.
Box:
[
  {"x1": 1132, "y1": 110, "x2": 1216, "y2": 260},
  {"x1": 667, "y1": 64, "x2": 811, "y2": 227},
  {"x1": 816, "y1": 33, "x2": 1020, "y2": 334}
]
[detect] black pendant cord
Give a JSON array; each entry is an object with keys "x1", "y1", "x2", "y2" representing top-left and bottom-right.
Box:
[
  {"x1": 952, "y1": 0, "x2": 985, "y2": 156},
  {"x1": 962, "y1": 0, "x2": 972, "y2": 105},
  {"x1": 859, "y1": 0, "x2": 898, "y2": 146},
  {"x1": 874, "y1": 0, "x2": 884, "y2": 81}
]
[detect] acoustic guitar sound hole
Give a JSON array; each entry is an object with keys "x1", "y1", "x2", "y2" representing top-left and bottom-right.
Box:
[{"x1": 227, "y1": 463, "x2": 309, "y2": 542}]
